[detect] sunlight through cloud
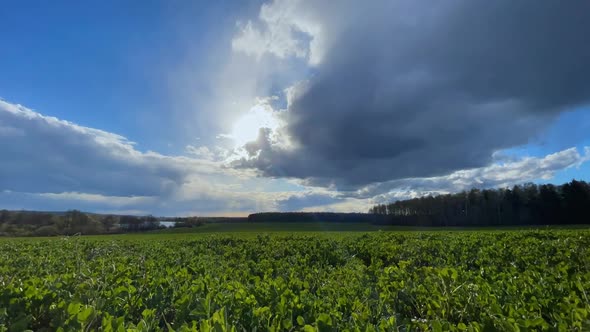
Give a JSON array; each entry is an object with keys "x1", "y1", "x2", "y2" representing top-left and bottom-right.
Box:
[{"x1": 229, "y1": 103, "x2": 281, "y2": 148}]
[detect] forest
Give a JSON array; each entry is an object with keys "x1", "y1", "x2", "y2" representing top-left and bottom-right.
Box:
[{"x1": 369, "y1": 180, "x2": 590, "y2": 227}]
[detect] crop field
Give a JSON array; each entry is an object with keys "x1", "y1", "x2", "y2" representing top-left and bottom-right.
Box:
[{"x1": 1, "y1": 229, "x2": 589, "y2": 331}]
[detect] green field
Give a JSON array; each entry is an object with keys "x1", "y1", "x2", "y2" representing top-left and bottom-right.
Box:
[
  {"x1": 151, "y1": 222, "x2": 397, "y2": 234},
  {"x1": 148, "y1": 222, "x2": 590, "y2": 235},
  {"x1": 1, "y1": 228, "x2": 589, "y2": 331}
]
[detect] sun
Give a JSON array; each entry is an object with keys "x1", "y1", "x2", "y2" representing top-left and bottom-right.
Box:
[{"x1": 230, "y1": 105, "x2": 280, "y2": 147}]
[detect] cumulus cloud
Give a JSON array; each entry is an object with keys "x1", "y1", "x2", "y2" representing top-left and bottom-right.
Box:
[
  {"x1": 0, "y1": 100, "x2": 229, "y2": 196},
  {"x1": 185, "y1": 145, "x2": 216, "y2": 160},
  {"x1": 234, "y1": 0, "x2": 590, "y2": 190},
  {"x1": 0, "y1": 99, "x2": 347, "y2": 214},
  {"x1": 38, "y1": 192, "x2": 156, "y2": 206},
  {"x1": 232, "y1": 0, "x2": 324, "y2": 65},
  {"x1": 357, "y1": 146, "x2": 590, "y2": 203},
  {"x1": 0, "y1": 190, "x2": 151, "y2": 215}
]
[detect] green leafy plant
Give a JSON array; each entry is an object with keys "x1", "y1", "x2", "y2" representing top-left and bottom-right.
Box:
[{"x1": 0, "y1": 230, "x2": 589, "y2": 330}]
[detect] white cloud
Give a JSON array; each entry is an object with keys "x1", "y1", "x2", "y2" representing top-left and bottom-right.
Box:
[
  {"x1": 0, "y1": 99, "x2": 333, "y2": 215},
  {"x1": 38, "y1": 192, "x2": 155, "y2": 207},
  {"x1": 185, "y1": 145, "x2": 215, "y2": 160},
  {"x1": 299, "y1": 198, "x2": 371, "y2": 213},
  {"x1": 232, "y1": 0, "x2": 324, "y2": 65},
  {"x1": 0, "y1": 99, "x2": 224, "y2": 197},
  {"x1": 441, "y1": 147, "x2": 587, "y2": 188},
  {"x1": 232, "y1": 21, "x2": 307, "y2": 60},
  {"x1": 227, "y1": 100, "x2": 283, "y2": 148},
  {"x1": 359, "y1": 147, "x2": 590, "y2": 204}
]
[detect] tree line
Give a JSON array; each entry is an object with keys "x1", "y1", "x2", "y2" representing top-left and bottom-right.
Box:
[
  {"x1": 248, "y1": 212, "x2": 390, "y2": 223},
  {"x1": 0, "y1": 210, "x2": 203, "y2": 236},
  {"x1": 369, "y1": 180, "x2": 590, "y2": 227}
]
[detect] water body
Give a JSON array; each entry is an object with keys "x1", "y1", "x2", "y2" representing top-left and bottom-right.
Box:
[{"x1": 159, "y1": 221, "x2": 177, "y2": 228}]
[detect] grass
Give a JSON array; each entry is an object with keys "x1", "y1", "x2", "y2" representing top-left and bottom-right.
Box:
[
  {"x1": 150, "y1": 222, "x2": 400, "y2": 233},
  {"x1": 146, "y1": 222, "x2": 590, "y2": 234},
  {"x1": 0, "y1": 222, "x2": 587, "y2": 241}
]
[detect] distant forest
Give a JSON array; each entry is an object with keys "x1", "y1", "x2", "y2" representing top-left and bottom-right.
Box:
[
  {"x1": 368, "y1": 180, "x2": 590, "y2": 227},
  {"x1": 247, "y1": 212, "x2": 390, "y2": 223},
  {"x1": 0, "y1": 211, "x2": 205, "y2": 237}
]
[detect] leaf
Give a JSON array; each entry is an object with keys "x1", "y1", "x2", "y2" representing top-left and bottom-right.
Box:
[
  {"x1": 142, "y1": 309, "x2": 155, "y2": 320},
  {"x1": 529, "y1": 317, "x2": 546, "y2": 327},
  {"x1": 67, "y1": 302, "x2": 81, "y2": 316},
  {"x1": 77, "y1": 307, "x2": 94, "y2": 323},
  {"x1": 432, "y1": 321, "x2": 443, "y2": 332},
  {"x1": 303, "y1": 325, "x2": 316, "y2": 332},
  {"x1": 297, "y1": 316, "x2": 305, "y2": 326}
]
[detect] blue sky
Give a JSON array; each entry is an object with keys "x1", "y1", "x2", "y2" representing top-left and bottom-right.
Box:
[
  {"x1": 1, "y1": 0, "x2": 589, "y2": 216},
  {"x1": 0, "y1": 1, "x2": 260, "y2": 152}
]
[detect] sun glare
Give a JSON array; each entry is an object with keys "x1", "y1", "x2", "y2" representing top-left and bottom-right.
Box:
[{"x1": 230, "y1": 105, "x2": 280, "y2": 147}]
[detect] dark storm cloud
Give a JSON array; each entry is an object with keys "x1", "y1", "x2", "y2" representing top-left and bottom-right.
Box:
[{"x1": 238, "y1": 0, "x2": 590, "y2": 189}]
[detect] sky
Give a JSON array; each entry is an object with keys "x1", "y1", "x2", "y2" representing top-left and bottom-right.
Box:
[{"x1": 1, "y1": 0, "x2": 589, "y2": 216}]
